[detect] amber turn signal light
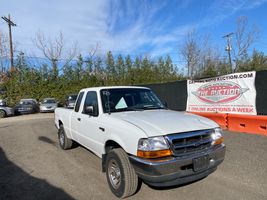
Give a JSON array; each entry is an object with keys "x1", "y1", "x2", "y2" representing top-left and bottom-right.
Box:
[
  {"x1": 137, "y1": 149, "x2": 172, "y2": 159},
  {"x1": 212, "y1": 137, "x2": 224, "y2": 146}
]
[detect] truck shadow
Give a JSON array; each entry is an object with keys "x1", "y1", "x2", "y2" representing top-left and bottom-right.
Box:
[
  {"x1": 38, "y1": 136, "x2": 79, "y2": 149},
  {"x1": 145, "y1": 176, "x2": 207, "y2": 191},
  {"x1": 0, "y1": 147, "x2": 75, "y2": 200},
  {"x1": 38, "y1": 136, "x2": 57, "y2": 145},
  {"x1": 0, "y1": 125, "x2": 10, "y2": 129}
]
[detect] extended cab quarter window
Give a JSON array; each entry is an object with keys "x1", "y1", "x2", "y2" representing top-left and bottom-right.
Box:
[
  {"x1": 83, "y1": 91, "x2": 99, "y2": 116},
  {"x1": 74, "y1": 92, "x2": 84, "y2": 112}
]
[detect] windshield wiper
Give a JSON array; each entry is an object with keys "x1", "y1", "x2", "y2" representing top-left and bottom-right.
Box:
[
  {"x1": 108, "y1": 107, "x2": 144, "y2": 113},
  {"x1": 125, "y1": 107, "x2": 144, "y2": 111},
  {"x1": 141, "y1": 105, "x2": 165, "y2": 110}
]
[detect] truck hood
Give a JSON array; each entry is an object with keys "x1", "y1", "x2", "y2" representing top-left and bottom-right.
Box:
[{"x1": 110, "y1": 110, "x2": 218, "y2": 137}]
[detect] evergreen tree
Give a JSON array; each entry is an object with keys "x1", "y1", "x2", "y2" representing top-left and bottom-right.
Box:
[
  {"x1": 85, "y1": 57, "x2": 93, "y2": 75},
  {"x1": 250, "y1": 50, "x2": 267, "y2": 71},
  {"x1": 125, "y1": 55, "x2": 134, "y2": 85},
  {"x1": 94, "y1": 56, "x2": 105, "y2": 86},
  {"x1": 15, "y1": 52, "x2": 29, "y2": 83},
  {"x1": 74, "y1": 54, "x2": 84, "y2": 81},
  {"x1": 157, "y1": 56, "x2": 165, "y2": 82},
  {"x1": 238, "y1": 50, "x2": 267, "y2": 72},
  {"x1": 140, "y1": 56, "x2": 152, "y2": 83},
  {"x1": 116, "y1": 54, "x2": 125, "y2": 85},
  {"x1": 106, "y1": 51, "x2": 116, "y2": 84},
  {"x1": 51, "y1": 58, "x2": 59, "y2": 80},
  {"x1": 217, "y1": 59, "x2": 231, "y2": 76},
  {"x1": 40, "y1": 64, "x2": 49, "y2": 81},
  {"x1": 165, "y1": 55, "x2": 175, "y2": 79},
  {"x1": 62, "y1": 64, "x2": 73, "y2": 81}
]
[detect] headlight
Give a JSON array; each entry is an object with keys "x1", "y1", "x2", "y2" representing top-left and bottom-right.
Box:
[
  {"x1": 137, "y1": 136, "x2": 172, "y2": 159},
  {"x1": 211, "y1": 128, "x2": 224, "y2": 146}
]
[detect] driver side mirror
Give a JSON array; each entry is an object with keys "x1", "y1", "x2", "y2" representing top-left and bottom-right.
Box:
[
  {"x1": 163, "y1": 100, "x2": 168, "y2": 108},
  {"x1": 84, "y1": 105, "x2": 94, "y2": 116}
]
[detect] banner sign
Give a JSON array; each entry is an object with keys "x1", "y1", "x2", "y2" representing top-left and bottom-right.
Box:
[{"x1": 186, "y1": 71, "x2": 256, "y2": 115}]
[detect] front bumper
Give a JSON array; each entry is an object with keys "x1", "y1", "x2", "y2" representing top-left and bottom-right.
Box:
[
  {"x1": 40, "y1": 107, "x2": 56, "y2": 112},
  {"x1": 129, "y1": 144, "x2": 225, "y2": 187},
  {"x1": 17, "y1": 108, "x2": 35, "y2": 114},
  {"x1": 6, "y1": 109, "x2": 14, "y2": 116}
]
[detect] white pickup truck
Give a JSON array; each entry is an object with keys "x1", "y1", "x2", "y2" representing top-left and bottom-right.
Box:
[{"x1": 55, "y1": 86, "x2": 225, "y2": 198}]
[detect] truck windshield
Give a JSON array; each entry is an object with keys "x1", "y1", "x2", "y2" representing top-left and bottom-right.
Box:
[
  {"x1": 20, "y1": 100, "x2": 34, "y2": 105},
  {"x1": 0, "y1": 100, "x2": 7, "y2": 107},
  {"x1": 42, "y1": 99, "x2": 56, "y2": 104},
  {"x1": 68, "y1": 95, "x2": 78, "y2": 101},
  {"x1": 100, "y1": 88, "x2": 165, "y2": 113}
]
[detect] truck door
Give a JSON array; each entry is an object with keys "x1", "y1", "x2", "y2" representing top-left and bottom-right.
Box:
[
  {"x1": 70, "y1": 91, "x2": 84, "y2": 141},
  {"x1": 77, "y1": 91, "x2": 104, "y2": 157}
]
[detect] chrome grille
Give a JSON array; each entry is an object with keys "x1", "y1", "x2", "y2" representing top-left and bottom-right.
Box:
[{"x1": 165, "y1": 129, "x2": 213, "y2": 156}]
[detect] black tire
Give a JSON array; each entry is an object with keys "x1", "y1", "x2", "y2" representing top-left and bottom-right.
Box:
[
  {"x1": 58, "y1": 125, "x2": 73, "y2": 150},
  {"x1": 106, "y1": 148, "x2": 138, "y2": 198},
  {"x1": 0, "y1": 110, "x2": 6, "y2": 118}
]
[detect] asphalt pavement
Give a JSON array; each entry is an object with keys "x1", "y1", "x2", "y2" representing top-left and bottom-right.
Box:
[{"x1": 0, "y1": 114, "x2": 266, "y2": 200}]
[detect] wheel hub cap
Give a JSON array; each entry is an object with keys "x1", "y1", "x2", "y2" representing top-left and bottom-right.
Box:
[
  {"x1": 108, "y1": 159, "x2": 121, "y2": 189},
  {"x1": 59, "y1": 131, "x2": 64, "y2": 145}
]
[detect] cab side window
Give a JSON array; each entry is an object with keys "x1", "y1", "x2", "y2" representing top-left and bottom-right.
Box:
[
  {"x1": 83, "y1": 91, "x2": 99, "y2": 116},
  {"x1": 74, "y1": 92, "x2": 84, "y2": 112}
]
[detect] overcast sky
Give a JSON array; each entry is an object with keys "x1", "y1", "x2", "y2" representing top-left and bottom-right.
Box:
[{"x1": 1, "y1": 0, "x2": 267, "y2": 66}]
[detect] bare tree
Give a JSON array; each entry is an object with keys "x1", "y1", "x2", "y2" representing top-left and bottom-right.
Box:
[
  {"x1": 0, "y1": 31, "x2": 9, "y2": 81},
  {"x1": 180, "y1": 30, "x2": 201, "y2": 79},
  {"x1": 180, "y1": 30, "x2": 226, "y2": 79},
  {"x1": 34, "y1": 31, "x2": 77, "y2": 79},
  {"x1": 0, "y1": 32, "x2": 9, "y2": 68},
  {"x1": 88, "y1": 42, "x2": 100, "y2": 60},
  {"x1": 85, "y1": 42, "x2": 105, "y2": 81},
  {"x1": 233, "y1": 16, "x2": 260, "y2": 71}
]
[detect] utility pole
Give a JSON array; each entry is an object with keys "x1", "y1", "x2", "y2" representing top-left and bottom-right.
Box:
[
  {"x1": 2, "y1": 14, "x2": 16, "y2": 72},
  {"x1": 223, "y1": 32, "x2": 234, "y2": 73}
]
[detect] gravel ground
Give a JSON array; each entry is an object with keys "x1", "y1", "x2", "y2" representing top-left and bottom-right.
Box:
[{"x1": 0, "y1": 114, "x2": 266, "y2": 200}]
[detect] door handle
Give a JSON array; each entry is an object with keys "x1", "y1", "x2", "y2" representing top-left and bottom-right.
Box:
[
  {"x1": 77, "y1": 118, "x2": 81, "y2": 121},
  {"x1": 99, "y1": 127, "x2": 105, "y2": 132}
]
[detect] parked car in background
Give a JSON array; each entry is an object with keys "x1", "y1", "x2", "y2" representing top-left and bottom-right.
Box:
[
  {"x1": 40, "y1": 98, "x2": 58, "y2": 113},
  {"x1": 65, "y1": 94, "x2": 78, "y2": 109},
  {"x1": 14, "y1": 99, "x2": 39, "y2": 115},
  {"x1": 0, "y1": 99, "x2": 14, "y2": 118}
]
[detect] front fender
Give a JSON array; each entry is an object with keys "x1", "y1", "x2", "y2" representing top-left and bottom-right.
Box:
[
  {"x1": 103, "y1": 135, "x2": 128, "y2": 154},
  {"x1": 101, "y1": 115, "x2": 148, "y2": 156}
]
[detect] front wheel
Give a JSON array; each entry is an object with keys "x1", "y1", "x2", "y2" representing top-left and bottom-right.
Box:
[
  {"x1": 106, "y1": 148, "x2": 138, "y2": 198},
  {"x1": 58, "y1": 125, "x2": 73, "y2": 150},
  {"x1": 0, "y1": 110, "x2": 6, "y2": 118}
]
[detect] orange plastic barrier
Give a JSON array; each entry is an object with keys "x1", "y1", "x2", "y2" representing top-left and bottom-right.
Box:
[
  {"x1": 190, "y1": 112, "x2": 228, "y2": 130},
  {"x1": 228, "y1": 114, "x2": 267, "y2": 136}
]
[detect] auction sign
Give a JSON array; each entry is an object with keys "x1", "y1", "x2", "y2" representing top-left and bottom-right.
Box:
[{"x1": 186, "y1": 71, "x2": 256, "y2": 115}]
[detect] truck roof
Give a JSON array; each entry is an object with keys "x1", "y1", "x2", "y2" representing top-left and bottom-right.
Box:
[{"x1": 80, "y1": 86, "x2": 150, "y2": 92}]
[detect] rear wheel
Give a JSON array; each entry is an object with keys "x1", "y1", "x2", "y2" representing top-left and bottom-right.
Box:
[
  {"x1": 106, "y1": 148, "x2": 138, "y2": 198},
  {"x1": 0, "y1": 110, "x2": 6, "y2": 118},
  {"x1": 58, "y1": 125, "x2": 73, "y2": 150}
]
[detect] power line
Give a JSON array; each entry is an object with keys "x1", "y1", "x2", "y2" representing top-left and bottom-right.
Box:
[
  {"x1": 1, "y1": 53, "x2": 231, "y2": 63},
  {"x1": 223, "y1": 32, "x2": 234, "y2": 72},
  {"x1": 2, "y1": 14, "x2": 16, "y2": 72}
]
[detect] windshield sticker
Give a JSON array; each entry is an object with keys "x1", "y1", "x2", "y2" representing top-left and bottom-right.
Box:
[{"x1": 115, "y1": 97, "x2": 127, "y2": 109}]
